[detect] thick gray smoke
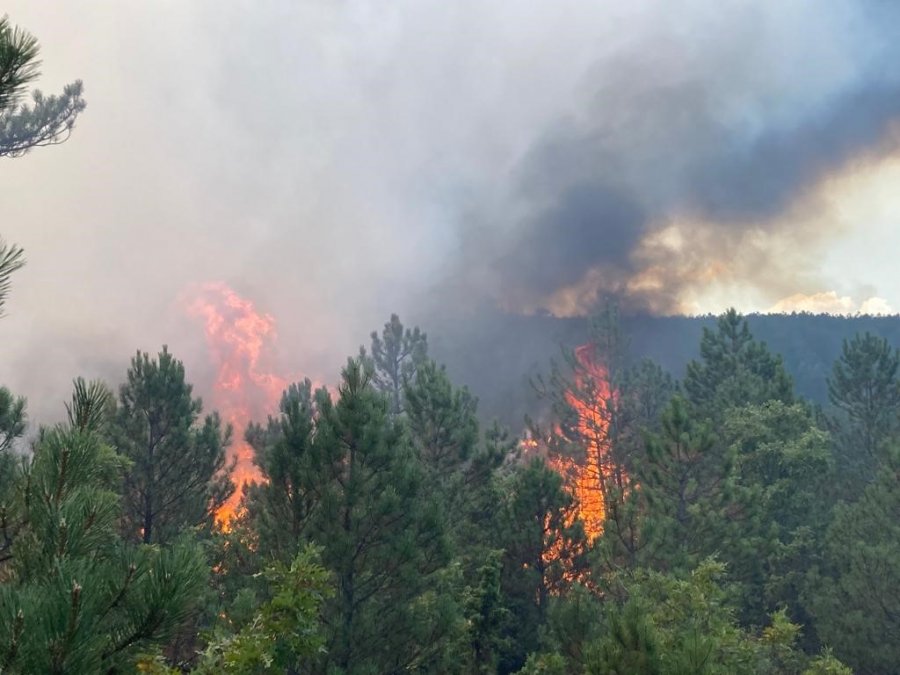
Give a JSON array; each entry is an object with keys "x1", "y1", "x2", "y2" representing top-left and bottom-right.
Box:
[
  {"x1": 2, "y1": 1, "x2": 899, "y2": 424},
  {"x1": 455, "y1": 2, "x2": 900, "y2": 315}
]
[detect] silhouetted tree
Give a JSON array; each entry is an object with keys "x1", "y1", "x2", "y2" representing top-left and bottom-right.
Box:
[{"x1": 361, "y1": 314, "x2": 428, "y2": 415}]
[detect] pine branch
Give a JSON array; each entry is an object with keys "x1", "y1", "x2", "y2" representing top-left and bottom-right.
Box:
[
  {"x1": 0, "y1": 81, "x2": 86, "y2": 157},
  {"x1": 0, "y1": 240, "x2": 24, "y2": 316}
]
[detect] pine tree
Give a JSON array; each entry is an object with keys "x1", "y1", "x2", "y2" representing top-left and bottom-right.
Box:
[
  {"x1": 403, "y1": 358, "x2": 498, "y2": 561},
  {"x1": 361, "y1": 314, "x2": 428, "y2": 416},
  {"x1": 827, "y1": 331, "x2": 900, "y2": 489},
  {"x1": 638, "y1": 395, "x2": 728, "y2": 571},
  {"x1": 0, "y1": 387, "x2": 25, "y2": 566},
  {"x1": 0, "y1": 379, "x2": 206, "y2": 673},
  {"x1": 720, "y1": 400, "x2": 833, "y2": 631},
  {"x1": 596, "y1": 358, "x2": 677, "y2": 573},
  {"x1": 245, "y1": 360, "x2": 487, "y2": 673},
  {"x1": 405, "y1": 359, "x2": 479, "y2": 481},
  {"x1": 310, "y1": 358, "x2": 451, "y2": 673},
  {"x1": 0, "y1": 386, "x2": 24, "y2": 454},
  {"x1": 111, "y1": 347, "x2": 234, "y2": 544},
  {"x1": 462, "y1": 550, "x2": 511, "y2": 673},
  {"x1": 805, "y1": 448, "x2": 900, "y2": 673},
  {"x1": 244, "y1": 380, "x2": 319, "y2": 561},
  {"x1": 685, "y1": 309, "x2": 794, "y2": 418},
  {"x1": 498, "y1": 457, "x2": 586, "y2": 672},
  {"x1": 581, "y1": 560, "x2": 842, "y2": 675},
  {"x1": 400, "y1": 354, "x2": 519, "y2": 672},
  {"x1": 621, "y1": 359, "x2": 677, "y2": 438},
  {"x1": 530, "y1": 304, "x2": 640, "y2": 576}
]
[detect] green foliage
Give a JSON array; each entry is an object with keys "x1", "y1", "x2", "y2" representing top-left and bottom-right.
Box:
[
  {"x1": 827, "y1": 331, "x2": 900, "y2": 488},
  {"x1": 0, "y1": 15, "x2": 86, "y2": 158},
  {"x1": 685, "y1": 308, "x2": 794, "y2": 418},
  {"x1": 245, "y1": 380, "x2": 318, "y2": 561},
  {"x1": 517, "y1": 651, "x2": 569, "y2": 675},
  {"x1": 462, "y1": 550, "x2": 510, "y2": 673},
  {"x1": 197, "y1": 545, "x2": 331, "y2": 674},
  {"x1": 111, "y1": 347, "x2": 234, "y2": 544},
  {"x1": 638, "y1": 396, "x2": 726, "y2": 570},
  {"x1": 806, "y1": 448, "x2": 900, "y2": 673},
  {"x1": 246, "y1": 357, "x2": 456, "y2": 673},
  {"x1": 403, "y1": 358, "x2": 510, "y2": 571},
  {"x1": 405, "y1": 359, "x2": 479, "y2": 479},
  {"x1": 0, "y1": 385, "x2": 25, "y2": 453},
  {"x1": 0, "y1": 384, "x2": 206, "y2": 673},
  {"x1": 537, "y1": 583, "x2": 604, "y2": 667},
  {"x1": 721, "y1": 401, "x2": 834, "y2": 631},
  {"x1": 0, "y1": 240, "x2": 25, "y2": 318},
  {"x1": 314, "y1": 358, "x2": 451, "y2": 672},
  {"x1": 621, "y1": 358, "x2": 678, "y2": 437},
  {"x1": 65, "y1": 377, "x2": 114, "y2": 434},
  {"x1": 581, "y1": 560, "x2": 844, "y2": 675},
  {"x1": 0, "y1": 386, "x2": 26, "y2": 569},
  {"x1": 497, "y1": 457, "x2": 587, "y2": 672},
  {"x1": 585, "y1": 600, "x2": 662, "y2": 675},
  {"x1": 0, "y1": 15, "x2": 39, "y2": 111},
  {"x1": 802, "y1": 650, "x2": 852, "y2": 675}
]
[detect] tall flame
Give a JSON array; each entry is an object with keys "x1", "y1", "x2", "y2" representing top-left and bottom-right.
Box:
[
  {"x1": 548, "y1": 343, "x2": 618, "y2": 544},
  {"x1": 186, "y1": 282, "x2": 287, "y2": 526}
]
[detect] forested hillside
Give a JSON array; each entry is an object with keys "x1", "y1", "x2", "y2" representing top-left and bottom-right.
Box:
[
  {"x1": 429, "y1": 310, "x2": 900, "y2": 427},
  {"x1": 1, "y1": 308, "x2": 898, "y2": 673}
]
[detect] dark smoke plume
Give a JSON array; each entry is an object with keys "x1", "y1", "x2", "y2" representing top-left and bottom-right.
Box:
[{"x1": 451, "y1": 3, "x2": 900, "y2": 316}]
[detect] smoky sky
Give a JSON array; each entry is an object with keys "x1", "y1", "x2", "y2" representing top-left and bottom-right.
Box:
[
  {"x1": 470, "y1": 1, "x2": 900, "y2": 312},
  {"x1": 2, "y1": 1, "x2": 900, "y2": 424}
]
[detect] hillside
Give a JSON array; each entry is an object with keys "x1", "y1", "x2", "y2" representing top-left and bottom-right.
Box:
[{"x1": 430, "y1": 311, "x2": 900, "y2": 427}]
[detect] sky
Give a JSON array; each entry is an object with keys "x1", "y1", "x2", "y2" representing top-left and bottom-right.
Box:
[{"x1": 2, "y1": 1, "x2": 899, "y2": 423}]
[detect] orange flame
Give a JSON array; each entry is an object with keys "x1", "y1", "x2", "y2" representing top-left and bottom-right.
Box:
[
  {"x1": 186, "y1": 282, "x2": 287, "y2": 527},
  {"x1": 548, "y1": 343, "x2": 618, "y2": 544}
]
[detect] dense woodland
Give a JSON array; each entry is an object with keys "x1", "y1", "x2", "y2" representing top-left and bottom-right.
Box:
[
  {"x1": 0, "y1": 308, "x2": 898, "y2": 674},
  {"x1": 4, "y1": 15, "x2": 900, "y2": 675}
]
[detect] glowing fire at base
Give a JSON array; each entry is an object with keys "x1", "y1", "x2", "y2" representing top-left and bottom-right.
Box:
[{"x1": 187, "y1": 282, "x2": 287, "y2": 526}]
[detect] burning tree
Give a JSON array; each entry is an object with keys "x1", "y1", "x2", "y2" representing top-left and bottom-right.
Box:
[
  {"x1": 530, "y1": 305, "x2": 677, "y2": 572},
  {"x1": 531, "y1": 306, "x2": 632, "y2": 547}
]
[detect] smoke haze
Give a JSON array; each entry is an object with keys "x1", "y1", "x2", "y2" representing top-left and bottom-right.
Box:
[{"x1": 2, "y1": 1, "x2": 899, "y2": 423}]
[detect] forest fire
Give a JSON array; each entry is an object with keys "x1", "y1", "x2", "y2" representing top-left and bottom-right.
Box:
[
  {"x1": 548, "y1": 343, "x2": 618, "y2": 545},
  {"x1": 186, "y1": 282, "x2": 287, "y2": 526}
]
